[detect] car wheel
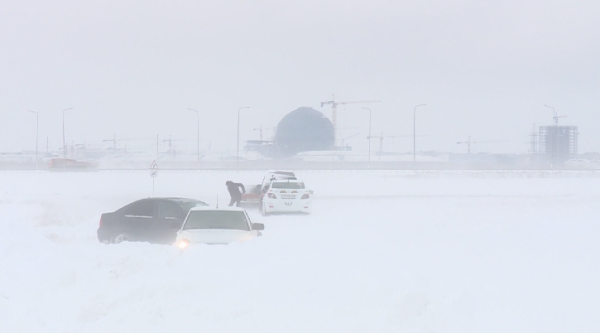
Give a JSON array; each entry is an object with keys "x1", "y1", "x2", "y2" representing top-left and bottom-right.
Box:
[{"x1": 111, "y1": 233, "x2": 129, "y2": 244}]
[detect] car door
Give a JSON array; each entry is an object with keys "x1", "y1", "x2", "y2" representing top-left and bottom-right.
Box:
[
  {"x1": 259, "y1": 178, "x2": 271, "y2": 204},
  {"x1": 121, "y1": 199, "x2": 158, "y2": 242},
  {"x1": 154, "y1": 200, "x2": 187, "y2": 244}
]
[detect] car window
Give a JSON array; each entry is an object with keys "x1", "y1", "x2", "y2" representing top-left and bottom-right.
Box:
[
  {"x1": 125, "y1": 200, "x2": 155, "y2": 217},
  {"x1": 271, "y1": 182, "x2": 305, "y2": 189},
  {"x1": 175, "y1": 200, "x2": 209, "y2": 212},
  {"x1": 157, "y1": 201, "x2": 185, "y2": 219},
  {"x1": 183, "y1": 211, "x2": 250, "y2": 231}
]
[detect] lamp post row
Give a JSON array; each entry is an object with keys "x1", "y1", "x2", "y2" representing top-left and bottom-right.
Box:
[
  {"x1": 24, "y1": 107, "x2": 71, "y2": 169},
  {"x1": 23, "y1": 105, "x2": 430, "y2": 169}
]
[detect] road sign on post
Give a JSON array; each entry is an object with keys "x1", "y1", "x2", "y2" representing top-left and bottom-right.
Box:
[
  {"x1": 150, "y1": 160, "x2": 158, "y2": 195},
  {"x1": 150, "y1": 160, "x2": 158, "y2": 177}
]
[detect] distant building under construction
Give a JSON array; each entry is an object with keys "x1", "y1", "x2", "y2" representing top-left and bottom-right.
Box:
[{"x1": 539, "y1": 125, "x2": 578, "y2": 164}]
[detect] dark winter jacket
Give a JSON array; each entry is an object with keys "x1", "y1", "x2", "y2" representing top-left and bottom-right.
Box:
[{"x1": 227, "y1": 182, "x2": 246, "y2": 198}]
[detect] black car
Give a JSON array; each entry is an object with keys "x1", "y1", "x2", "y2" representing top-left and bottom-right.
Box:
[{"x1": 97, "y1": 197, "x2": 208, "y2": 244}]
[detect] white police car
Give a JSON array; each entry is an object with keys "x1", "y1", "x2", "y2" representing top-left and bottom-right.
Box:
[{"x1": 260, "y1": 179, "x2": 312, "y2": 215}]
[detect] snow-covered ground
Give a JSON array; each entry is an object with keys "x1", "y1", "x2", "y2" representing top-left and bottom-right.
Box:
[{"x1": 1, "y1": 170, "x2": 599, "y2": 333}]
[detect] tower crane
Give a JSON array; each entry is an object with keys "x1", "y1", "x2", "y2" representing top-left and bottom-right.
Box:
[
  {"x1": 456, "y1": 136, "x2": 506, "y2": 154},
  {"x1": 554, "y1": 113, "x2": 567, "y2": 126},
  {"x1": 162, "y1": 135, "x2": 193, "y2": 160},
  {"x1": 456, "y1": 136, "x2": 476, "y2": 154},
  {"x1": 103, "y1": 134, "x2": 153, "y2": 154},
  {"x1": 364, "y1": 132, "x2": 428, "y2": 160},
  {"x1": 544, "y1": 105, "x2": 567, "y2": 126},
  {"x1": 340, "y1": 132, "x2": 359, "y2": 149},
  {"x1": 320, "y1": 94, "x2": 380, "y2": 147},
  {"x1": 367, "y1": 132, "x2": 405, "y2": 160},
  {"x1": 103, "y1": 134, "x2": 119, "y2": 154},
  {"x1": 253, "y1": 125, "x2": 263, "y2": 141}
]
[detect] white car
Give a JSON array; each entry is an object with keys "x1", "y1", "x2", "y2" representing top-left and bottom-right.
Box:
[
  {"x1": 175, "y1": 207, "x2": 264, "y2": 249},
  {"x1": 260, "y1": 179, "x2": 312, "y2": 215}
]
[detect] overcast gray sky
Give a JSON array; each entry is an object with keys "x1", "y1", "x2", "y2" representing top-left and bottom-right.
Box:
[{"x1": 1, "y1": 0, "x2": 599, "y2": 155}]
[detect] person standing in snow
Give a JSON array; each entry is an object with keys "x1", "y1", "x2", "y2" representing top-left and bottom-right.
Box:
[{"x1": 226, "y1": 180, "x2": 246, "y2": 207}]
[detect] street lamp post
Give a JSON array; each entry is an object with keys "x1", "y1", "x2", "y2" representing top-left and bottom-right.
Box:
[
  {"x1": 26, "y1": 110, "x2": 39, "y2": 170},
  {"x1": 188, "y1": 108, "x2": 200, "y2": 162},
  {"x1": 62, "y1": 107, "x2": 73, "y2": 159},
  {"x1": 362, "y1": 107, "x2": 372, "y2": 168},
  {"x1": 236, "y1": 106, "x2": 250, "y2": 170},
  {"x1": 413, "y1": 104, "x2": 426, "y2": 164}
]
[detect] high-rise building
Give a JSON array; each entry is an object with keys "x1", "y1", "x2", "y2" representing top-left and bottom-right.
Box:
[{"x1": 539, "y1": 126, "x2": 578, "y2": 164}]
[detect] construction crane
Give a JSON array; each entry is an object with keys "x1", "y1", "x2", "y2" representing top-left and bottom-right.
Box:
[
  {"x1": 103, "y1": 134, "x2": 153, "y2": 154},
  {"x1": 367, "y1": 132, "x2": 405, "y2": 161},
  {"x1": 103, "y1": 134, "x2": 118, "y2": 153},
  {"x1": 456, "y1": 136, "x2": 506, "y2": 154},
  {"x1": 456, "y1": 136, "x2": 477, "y2": 154},
  {"x1": 339, "y1": 132, "x2": 359, "y2": 149},
  {"x1": 253, "y1": 125, "x2": 263, "y2": 141},
  {"x1": 365, "y1": 132, "x2": 428, "y2": 160},
  {"x1": 544, "y1": 105, "x2": 567, "y2": 126},
  {"x1": 320, "y1": 94, "x2": 380, "y2": 146},
  {"x1": 253, "y1": 125, "x2": 278, "y2": 142},
  {"x1": 160, "y1": 135, "x2": 194, "y2": 160}
]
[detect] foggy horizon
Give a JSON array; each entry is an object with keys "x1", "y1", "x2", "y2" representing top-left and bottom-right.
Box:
[{"x1": 2, "y1": 0, "x2": 599, "y2": 155}]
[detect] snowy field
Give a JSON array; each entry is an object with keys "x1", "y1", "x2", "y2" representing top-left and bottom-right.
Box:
[{"x1": 1, "y1": 170, "x2": 599, "y2": 333}]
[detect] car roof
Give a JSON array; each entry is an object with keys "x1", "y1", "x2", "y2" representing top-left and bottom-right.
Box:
[
  {"x1": 189, "y1": 206, "x2": 246, "y2": 212},
  {"x1": 164, "y1": 197, "x2": 207, "y2": 203},
  {"x1": 127, "y1": 197, "x2": 208, "y2": 207},
  {"x1": 138, "y1": 197, "x2": 200, "y2": 202},
  {"x1": 267, "y1": 169, "x2": 295, "y2": 175},
  {"x1": 119, "y1": 197, "x2": 207, "y2": 212}
]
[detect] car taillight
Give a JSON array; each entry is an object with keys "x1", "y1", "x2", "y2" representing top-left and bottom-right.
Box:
[
  {"x1": 267, "y1": 193, "x2": 277, "y2": 199},
  {"x1": 301, "y1": 194, "x2": 309, "y2": 199},
  {"x1": 99, "y1": 217, "x2": 102, "y2": 227}
]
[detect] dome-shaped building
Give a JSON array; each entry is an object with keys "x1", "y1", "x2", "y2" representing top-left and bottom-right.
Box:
[{"x1": 275, "y1": 107, "x2": 334, "y2": 156}]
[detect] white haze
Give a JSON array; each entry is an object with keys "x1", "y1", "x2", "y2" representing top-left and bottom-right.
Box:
[{"x1": 1, "y1": 0, "x2": 600, "y2": 155}]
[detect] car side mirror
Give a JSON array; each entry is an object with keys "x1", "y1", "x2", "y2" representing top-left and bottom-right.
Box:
[{"x1": 252, "y1": 223, "x2": 265, "y2": 231}]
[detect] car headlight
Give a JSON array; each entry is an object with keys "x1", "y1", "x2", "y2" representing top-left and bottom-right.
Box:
[{"x1": 177, "y1": 239, "x2": 190, "y2": 249}]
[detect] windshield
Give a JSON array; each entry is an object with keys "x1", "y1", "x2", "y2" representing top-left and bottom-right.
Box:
[
  {"x1": 175, "y1": 200, "x2": 209, "y2": 212},
  {"x1": 183, "y1": 211, "x2": 250, "y2": 231},
  {"x1": 271, "y1": 181, "x2": 305, "y2": 189}
]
